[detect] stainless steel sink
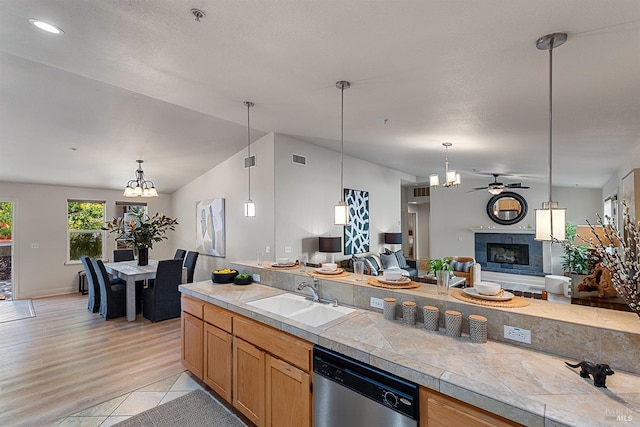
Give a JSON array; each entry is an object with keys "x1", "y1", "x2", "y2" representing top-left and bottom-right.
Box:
[{"x1": 246, "y1": 293, "x2": 355, "y2": 327}]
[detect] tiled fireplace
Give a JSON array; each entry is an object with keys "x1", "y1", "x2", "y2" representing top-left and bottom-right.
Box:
[{"x1": 475, "y1": 232, "x2": 544, "y2": 276}]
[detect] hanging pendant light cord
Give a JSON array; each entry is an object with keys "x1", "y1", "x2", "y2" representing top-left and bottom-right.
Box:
[
  {"x1": 340, "y1": 84, "x2": 345, "y2": 202},
  {"x1": 548, "y1": 40, "x2": 554, "y2": 205},
  {"x1": 244, "y1": 101, "x2": 254, "y2": 201}
]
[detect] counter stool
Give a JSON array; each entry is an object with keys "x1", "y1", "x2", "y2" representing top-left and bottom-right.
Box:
[{"x1": 78, "y1": 270, "x2": 87, "y2": 295}]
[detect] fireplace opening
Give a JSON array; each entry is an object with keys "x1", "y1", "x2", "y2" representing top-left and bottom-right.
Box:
[{"x1": 487, "y1": 243, "x2": 529, "y2": 266}]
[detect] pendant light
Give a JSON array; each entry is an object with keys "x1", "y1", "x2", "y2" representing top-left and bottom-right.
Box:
[
  {"x1": 535, "y1": 33, "x2": 567, "y2": 241},
  {"x1": 243, "y1": 101, "x2": 256, "y2": 217},
  {"x1": 429, "y1": 142, "x2": 461, "y2": 188},
  {"x1": 123, "y1": 160, "x2": 158, "y2": 197},
  {"x1": 334, "y1": 81, "x2": 350, "y2": 225}
]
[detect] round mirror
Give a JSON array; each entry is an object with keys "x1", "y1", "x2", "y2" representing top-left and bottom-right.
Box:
[{"x1": 486, "y1": 192, "x2": 528, "y2": 225}]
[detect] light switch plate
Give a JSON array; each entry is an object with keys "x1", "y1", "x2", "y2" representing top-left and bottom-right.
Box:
[
  {"x1": 265, "y1": 246, "x2": 271, "y2": 253},
  {"x1": 284, "y1": 246, "x2": 292, "y2": 253}
]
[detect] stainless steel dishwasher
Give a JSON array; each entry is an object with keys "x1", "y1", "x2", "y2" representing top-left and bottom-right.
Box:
[{"x1": 313, "y1": 346, "x2": 418, "y2": 427}]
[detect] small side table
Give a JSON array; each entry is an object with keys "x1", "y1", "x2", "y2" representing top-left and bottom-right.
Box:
[{"x1": 78, "y1": 270, "x2": 87, "y2": 295}]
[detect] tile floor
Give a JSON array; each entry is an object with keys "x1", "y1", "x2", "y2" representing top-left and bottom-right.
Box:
[{"x1": 56, "y1": 371, "x2": 246, "y2": 426}]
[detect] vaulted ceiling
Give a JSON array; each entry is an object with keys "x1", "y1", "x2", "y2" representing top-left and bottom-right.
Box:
[{"x1": 1, "y1": 1, "x2": 639, "y2": 193}]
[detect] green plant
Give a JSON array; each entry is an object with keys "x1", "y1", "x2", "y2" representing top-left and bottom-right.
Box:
[
  {"x1": 558, "y1": 223, "x2": 590, "y2": 274},
  {"x1": 103, "y1": 207, "x2": 178, "y2": 250},
  {"x1": 427, "y1": 257, "x2": 453, "y2": 274},
  {"x1": 0, "y1": 202, "x2": 12, "y2": 237}
]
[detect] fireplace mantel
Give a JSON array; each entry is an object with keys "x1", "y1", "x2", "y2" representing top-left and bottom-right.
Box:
[{"x1": 470, "y1": 227, "x2": 535, "y2": 234}]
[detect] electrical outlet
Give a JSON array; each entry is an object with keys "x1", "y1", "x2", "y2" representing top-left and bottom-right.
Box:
[
  {"x1": 504, "y1": 325, "x2": 531, "y2": 344},
  {"x1": 31, "y1": 243, "x2": 39, "y2": 249},
  {"x1": 370, "y1": 297, "x2": 384, "y2": 309},
  {"x1": 252, "y1": 273, "x2": 260, "y2": 282},
  {"x1": 265, "y1": 246, "x2": 271, "y2": 253},
  {"x1": 284, "y1": 246, "x2": 292, "y2": 253}
]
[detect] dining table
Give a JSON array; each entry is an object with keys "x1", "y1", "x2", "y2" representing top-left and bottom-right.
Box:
[{"x1": 103, "y1": 259, "x2": 187, "y2": 321}]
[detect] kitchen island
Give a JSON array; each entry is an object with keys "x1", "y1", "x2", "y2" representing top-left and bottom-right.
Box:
[{"x1": 179, "y1": 266, "x2": 640, "y2": 426}]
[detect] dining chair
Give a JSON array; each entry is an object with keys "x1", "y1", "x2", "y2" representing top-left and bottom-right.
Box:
[
  {"x1": 184, "y1": 251, "x2": 199, "y2": 283},
  {"x1": 80, "y1": 255, "x2": 100, "y2": 313},
  {"x1": 91, "y1": 258, "x2": 127, "y2": 320},
  {"x1": 142, "y1": 259, "x2": 183, "y2": 322},
  {"x1": 113, "y1": 249, "x2": 135, "y2": 262},
  {"x1": 174, "y1": 249, "x2": 187, "y2": 261}
]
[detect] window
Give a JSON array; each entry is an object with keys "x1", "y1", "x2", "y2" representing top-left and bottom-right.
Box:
[{"x1": 67, "y1": 200, "x2": 106, "y2": 262}]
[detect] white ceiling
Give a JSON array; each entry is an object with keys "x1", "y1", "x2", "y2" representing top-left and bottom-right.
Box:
[{"x1": 1, "y1": 1, "x2": 639, "y2": 193}]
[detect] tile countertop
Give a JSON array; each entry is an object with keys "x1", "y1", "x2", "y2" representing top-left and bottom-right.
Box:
[{"x1": 179, "y1": 281, "x2": 640, "y2": 427}]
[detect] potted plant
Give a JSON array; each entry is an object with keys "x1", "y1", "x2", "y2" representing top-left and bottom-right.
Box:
[
  {"x1": 104, "y1": 207, "x2": 178, "y2": 266},
  {"x1": 557, "y1": 223, "x2": 590, "y2": 277},
  {"x1": 427, "y1": 257, "x2": 453, "y2": 295}
]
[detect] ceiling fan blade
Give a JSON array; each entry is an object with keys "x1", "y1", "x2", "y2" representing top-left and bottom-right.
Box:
[
  {"x1": 467, "y1": 187, "x2": 489, "y2": 193},
  {"x1": 506, "y1": 183, "x2": 530, "y2": 189}
]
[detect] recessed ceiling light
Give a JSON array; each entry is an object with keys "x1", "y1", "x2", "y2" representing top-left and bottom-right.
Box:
[{"x1": 29, "y1": 19, "x2": 64, "y2": 34}]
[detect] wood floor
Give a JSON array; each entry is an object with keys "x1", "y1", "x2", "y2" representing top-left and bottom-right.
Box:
[{"x1": 0, "y1": 293, "x2": 184, "y2": 426}]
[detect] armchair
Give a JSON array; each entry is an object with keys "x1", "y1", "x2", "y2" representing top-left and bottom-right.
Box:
[{"x1": 448, "y1": 256, "x2": 481, "y2": 286}]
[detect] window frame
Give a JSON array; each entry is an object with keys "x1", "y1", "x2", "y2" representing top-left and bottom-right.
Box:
[{"x1": 66, "y1": 200, "x2": 107, "y2": 264}]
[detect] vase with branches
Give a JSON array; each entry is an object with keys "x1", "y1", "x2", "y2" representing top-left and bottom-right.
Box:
[
  {"x1": 586, "y1": 203, "x2": 640, "y2": 319},
  {"x1": 103, "y1": 207, "x2": 178, "y2": 266}
]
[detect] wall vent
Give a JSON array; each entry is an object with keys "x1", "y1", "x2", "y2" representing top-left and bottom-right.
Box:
[
  {"x1": 244, "y1": 155, "x2": 256, "y2": 168},
  {"x1": 413, "y1": 186, "x2": 430, "y2": 198},
  {"x1": 292, "y1": 153, "x2": 307, "y2": 166}
]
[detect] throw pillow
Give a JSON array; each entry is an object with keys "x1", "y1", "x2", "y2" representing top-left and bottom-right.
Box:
[
  {"x1": 451, "y1": 260, "x2": 474, "y2": 272},
  {"x1": 394, "y1": 250, "x2": 410, "y2": 269},
  {"x1": 363, "y1": 256, "x2": 380, "y2": 276},
  {"x1": 380, "y1": 252, "x2": 400, "y2": 270},
  {"x1": 383, "y1": 248, "x2": 393, "y2": 255}
]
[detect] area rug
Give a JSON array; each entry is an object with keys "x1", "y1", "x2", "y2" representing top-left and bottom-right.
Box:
[
  {"x1": 113, "y1": 389, "x2": 246, "y2": 427},
  {"x1": 0, "y1": 300, "x2": 35, "y2": 323}
]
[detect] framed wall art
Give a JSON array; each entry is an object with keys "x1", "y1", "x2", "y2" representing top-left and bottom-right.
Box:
[
  {"x1": 344, "y1": 188, "x2": 370, "y2": 255},
  {"x1": 196, "y1": 198, "x2": 225, "y2": 257}
]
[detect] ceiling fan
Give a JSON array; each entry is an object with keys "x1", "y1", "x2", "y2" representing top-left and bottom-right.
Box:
[{"x1": 469, "y1": 174, "x2": 530, "y2": 195}]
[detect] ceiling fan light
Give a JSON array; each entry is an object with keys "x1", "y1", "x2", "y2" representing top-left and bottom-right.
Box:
[{"x1": 488, "y1": 187, "x2": 503, "y2": 195}]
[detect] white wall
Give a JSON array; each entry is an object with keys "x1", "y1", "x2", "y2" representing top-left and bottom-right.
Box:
[
  {"x1": 171, "y1": 133, "x2": 275, "y2": 282},
  {"x1": 0, "y1": 182, "x2": 173, "y2": 299},
  {"x1": 428, "y1": 177, "x2": 603, "y2": 274},
  {"x1": 273, "y1": 134, "x2": 413, "y2": 263}
]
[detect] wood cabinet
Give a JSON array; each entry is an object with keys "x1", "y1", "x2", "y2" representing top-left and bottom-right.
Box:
[
  {"x1": 420, "y1": 387, "x2": 522, "y2": 427},
  {"x1": 181, "y1": 296, "x2": 313, "y2": 427},
  {"x1": 266, "y1": 354, "x2": 310, "y2": 427},
  {"x1": 233, "y1": 338, "x2": 265, "y2": 426},
  {"x1": 181, "y1": 296, "x2": 204, "y2": 379},
  {"x1": 203, "y1": 323, "x2": 232, "y2": 401}
]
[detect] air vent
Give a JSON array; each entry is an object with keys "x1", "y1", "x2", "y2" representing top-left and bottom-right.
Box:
[
  {"x1": 292, "y1": 153, "x2": 306, "y2": 166},
  {"x1": 413, "y1": 186, "x2": 430, "y2": 198},
  {"x1": 244, "y1": 155, "x2": 256, "y2": 169}
]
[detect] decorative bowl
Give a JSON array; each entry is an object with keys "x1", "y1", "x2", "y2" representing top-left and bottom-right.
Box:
[
  {"x1": 212, "y1": 270, "x2": 238, "y2": 284},
  {"x1": 234, "y1": 274, "x2": 253, "y2": 286},
  {"x1": 383, "y1": 269, "x2": 403, "y2": 281},
  {"x1": 276, "y1": 257, "x2": 290, "y2": 265},
  {"x1": 321, "y1": 262, "x2": 338, "y2": 271},
  {"x1": 474, "y1": 281, "x2": 502, "y2": 296}
]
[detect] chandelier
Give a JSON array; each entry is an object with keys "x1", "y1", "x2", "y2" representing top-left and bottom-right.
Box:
[
  {"x1": 123, "y1": 160, "x2": 158, "y2": 197},
  {"x1": 430, "y1": 142, "x2": 461, "y2": 188}
]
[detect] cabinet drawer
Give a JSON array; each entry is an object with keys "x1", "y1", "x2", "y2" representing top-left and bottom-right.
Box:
[
  {"x1": 204, "y1": 303, "x2": 233, "y2": 333},
  {"x1": 182, "y1": 295, "x2": 204, "y2": 319},
  {"x1": 234, "y1": 316, "x2": 312, "y2": 372}
]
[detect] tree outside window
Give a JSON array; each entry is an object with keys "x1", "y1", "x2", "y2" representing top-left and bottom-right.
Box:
[{"x1": 67, "y1": 201, "x2": 106, "y2": 262}]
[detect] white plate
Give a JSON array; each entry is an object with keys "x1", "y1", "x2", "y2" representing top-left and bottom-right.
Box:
[
  {"x1": 377, "y1": 276, "x2": 411, "y2": 285},
  {"x1": 314, "y1": 267, "x2": 344, "y2": 275},
  {"x1": 463, "y1": 288, "x2": 514, "y2": 301}
]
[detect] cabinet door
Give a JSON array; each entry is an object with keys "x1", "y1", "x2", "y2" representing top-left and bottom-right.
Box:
[
  {"x1": 233, "y1": 338, "x2": 265, "y2": 427},
  {"x1": 181, "y1": 311, "x2": 203, "y2": 379},
  {"x1": 420, "y1": 387, "x2": 522, "y2": 427},
  {"x1": 265, "y1": 355, "x2": 311, "y2": 427},
  {"x1": 204, "y1": 323, "x2": 232, "y2": 402}
]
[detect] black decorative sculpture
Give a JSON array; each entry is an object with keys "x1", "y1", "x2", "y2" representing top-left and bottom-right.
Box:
[{"x1": 565, "y1": 361, "x2": 615, "y2": 388}]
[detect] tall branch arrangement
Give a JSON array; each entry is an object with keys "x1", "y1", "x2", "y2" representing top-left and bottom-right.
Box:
[
  {"x1": 103, "y1": 207, "x2": 178, "y2": 250},
  {"x1": 586, "y1": 203, "x2": 640, "y2": 318}
]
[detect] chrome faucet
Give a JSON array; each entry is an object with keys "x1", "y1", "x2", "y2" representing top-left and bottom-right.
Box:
[{"x1": 297, "y1": 281, "x2": 320, "y2": 302}]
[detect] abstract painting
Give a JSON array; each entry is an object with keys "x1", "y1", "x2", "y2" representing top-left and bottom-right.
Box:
[
  {"x1": 344, "y1": 188, "x2": 369, "y2": 255},
  {"x1": 196, "y1": 198, "x2": 225, "y2": 257}
]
